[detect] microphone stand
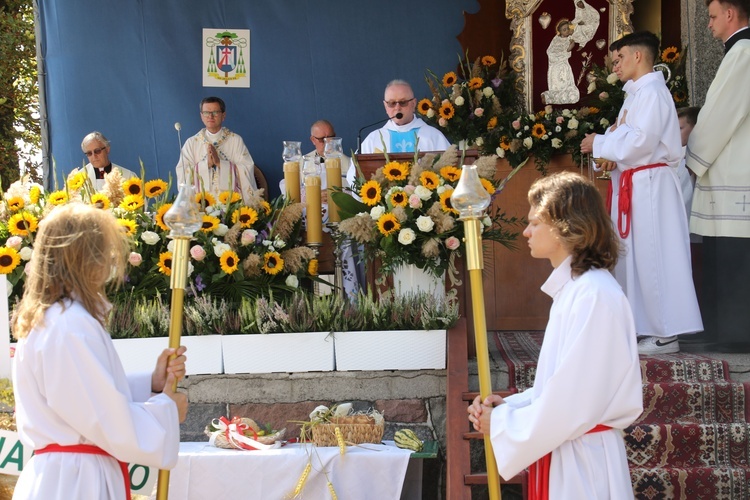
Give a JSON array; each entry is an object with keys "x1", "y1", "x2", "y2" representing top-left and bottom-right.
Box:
[{"x1": 356, "y1": 112, "x2": 403, "y2": 153}]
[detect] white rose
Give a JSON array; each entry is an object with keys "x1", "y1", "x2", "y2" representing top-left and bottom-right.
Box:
[
  {"x1": 607, "y1": 73, "x2": 619, "y2": 84},
  {"x1": 555, "y1": 126, "x2": 562, "y2": 133},
  {"x1": 600, "y1": 118, "x2": 610, "y2": 127},
  {"x1": 212, "y1": 238, "x2": 231, "y2": 257},
  {"x1": 19, "y1": 246, "x2": 33, "y2": 261},
  {"x1": 436, "y1": 185, "x2": 448, "y2": 195},
  {"x1": 587, "y1": 82, "x2": 597, "y2": 94},
  {"x1": 167, "y1": 239, "x2": 176, "y2": 252},
  {"x1": 274, "y1": 238, "x2": 286, "y2": 249},
  {"x1": 426, "y1": 108, "x2": 435, "y2": 118},
  {"x1": 482, "y1": 87, "x2": 494, "y2": 98},
  {"x1": 140, "y1": 231, "x2": 160, "y2": 246},
  {"x1": 414, "y1": 185, "x2": 432, "y2": 200},
  {"x1": 551, "y1": 138, "x2": 563, "y2": 149},
  {"x1": 523, "y1": 137, "x2": 533, "y2": 149},
  {"x1": 567, "y1": 118, "x2": 579, "y2": 129},
  {"x1": 454, "y1": 96, "x2": 465, "y2": 106},
  {"x1": 475, "y1": 137, "x2": 484, "y2": 147},
  {"x1": 285, "y1": 275, "x2": 299, "y2": 288},
  {"x1": 187, "y1": 262, "x2": 194, "y2": 276},
  {"x1": 206, "y1": 205, "x2": 221, "y2": 216},
  {"x1": 562, "y1": 109, "x2": 572, "y2": 117},
  {"x1": 213, "y1": 223, "x2": 229, "y2": 236},
  {"x1": 398, "y1": 228, "x2": 416, "y2": 245},
  {"x1": 528, "y1": 114, "x2": 535, "y2": 121},
  {"x1": 416, "y1": 215, "x2": 435, "y2": 232},
  {"x1": 541, "y1": 134, "x2": 548, "y2": 141},
  {"x1": 495, "y1": 147, "x2": 506, "y2": 158},
  {"x1": 482, "y1": 216, "x2": 491, "y2": 226},
  {"x1": 370, "y1": 205, "x2": 385, "y2": 220}
]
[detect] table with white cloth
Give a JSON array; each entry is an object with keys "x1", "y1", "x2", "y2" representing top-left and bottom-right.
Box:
[{"x1": 166, "y1": 441, "x2": 413, "y2": 499}]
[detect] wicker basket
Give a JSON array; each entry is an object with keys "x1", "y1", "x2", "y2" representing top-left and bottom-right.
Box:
[{"x1": 311, "y1": 415, "x2": 384, "y2": 446}]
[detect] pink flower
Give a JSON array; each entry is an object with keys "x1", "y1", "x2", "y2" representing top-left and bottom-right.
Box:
[
  {"x1": 241, "y1": 229, "x2": 257, "y2": 246},
  {"x1": 511, "y1": 120, "x2": 521, "y2": 130},
  {"x1": 599, "y1": 91, "x2": 609, "y2": 100},
  {"x1": 474, "y1": 108, "x2": 484, "y2": 117},
  {"x1": 446, "y1": 236, "x2": 460, "y2": 250},
  {"x1": 438, "y1": 118, "x2": 448, "y2": 127},
  {"x1": 409, "y1": 194, "x2": 422, "y2": 209},
  {"x1": 5, "y1": 236, "x2": 22, "y2": 249},
  {"x1": 190, "y1": 245, "x2": 206, "y2": 261},
  {"x1": 128, "y1": 252, "x2": 142, "y2": 266},
  {"x1": 556, "y1": 116, "x2": 564, "y2": 124},
  {"x1": 404, "y1": 185, "x2": 416, "y2": 195}
]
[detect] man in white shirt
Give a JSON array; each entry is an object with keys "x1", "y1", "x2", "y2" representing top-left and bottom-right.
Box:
[
  {"x1": 580, "y1": 31, "x2": 703, "y2": 355},
  {"x1": 80, "y1": 132, "x2": 137, "y2": 190},
  {"x1": 176, "y1": 97, "x2": 257, "y2": 203}
]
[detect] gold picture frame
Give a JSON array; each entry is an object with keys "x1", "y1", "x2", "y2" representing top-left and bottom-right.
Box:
[{"x1": 505, "y1": 0, "x2": 634, "y2": 111}]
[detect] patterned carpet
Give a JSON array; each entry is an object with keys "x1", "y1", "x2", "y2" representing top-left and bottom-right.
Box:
[{"x1": 494, "y1": 331, "x2": 750, "y2": 500}]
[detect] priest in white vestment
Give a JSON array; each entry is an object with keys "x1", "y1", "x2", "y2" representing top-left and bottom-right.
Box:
[
  {"x1": 176, "y1": 96, "x2": 257, "y2": 204},
  {"x1": 581, "y1": 32, "x2": 702, "y2": 355},
  {"x1": 78, "y1": 131, "x2": 137, "y2": 190},
  {"x1": 469, "y1": 172, "x2": 642, "y2": 499},
  {"x1": 11, "y1": 203, "x2": 187, "y2": 500},
  {"x1": 686, "y1": 1, "x2": 750, "y2": 352}
]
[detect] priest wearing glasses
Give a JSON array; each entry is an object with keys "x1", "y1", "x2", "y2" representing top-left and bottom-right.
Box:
[{"x1": 80, "y1": 132, "x2": 137, "y2": 190}]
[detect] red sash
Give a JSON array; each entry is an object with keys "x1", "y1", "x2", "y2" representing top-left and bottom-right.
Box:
[
  {"x1": 609, "y1": 163, "x2": 668, "y2": 238},
  {"x1": 36, "y1": 444, "x2": 130, "y2": 500},
  {"x1": 527, "y1": 424, "x2": 612, "y2": 500}
]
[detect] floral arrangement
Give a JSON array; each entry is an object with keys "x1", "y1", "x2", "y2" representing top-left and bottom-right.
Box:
[
  {"x1": 419, "y1": 53, "x2": 519, "y2": 147},
  {"x1": 332, "y1": 145, "x2": 520, "y2": 280},
  {"x1": 0, "y1": 168, "x2": 316, "y2": 308}
]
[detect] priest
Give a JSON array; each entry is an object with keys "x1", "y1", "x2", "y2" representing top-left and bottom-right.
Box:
[{"x1": 80, "y1": 131, "x2": 137, "y2": 190}]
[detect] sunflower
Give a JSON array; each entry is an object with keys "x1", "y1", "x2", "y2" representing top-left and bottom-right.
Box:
[
  {"x1": 440, "y1": 166, "x2": 461, "y2": 183},
  {"x1": 260, "y1": 201, "x2": 272, "y2": 215},
  {"x1": 29, "y1": 186, "x2": 41, "y2": 204},
  {"x1": 155, "y1": 203, "x2": 172, "y2": 231},
  {"x1": 308, "y1": 258, "x2": 319, "y2": 276},
  {"x1": 8, "y1": 212, "x2": 39, "y2": 237},
  {"x1": 220, "y1": 250, "x2": 240, "y2": 274},
  {"x1": 144, "y1": 179, "x2": 168, "y2": 198},
  {"x1": 195, "y1": 192, "x2": 216, "y2": 207},
  {"x1": 120, "y1": 195, "x2": 145, "y2": 212},
  {"x1": 0, "y1": 247, "x2": 21, "y2": 274},
  {"x1": 389, "y1": 190, "x2": 408, "y2": 207},
  {"x1": 48, "y1": 190, "x2": 68, "y2": 206},
  {"x1": 468, "y1": 77, "x2": 483, "y2": 90},
  {"x1": 382, "y1": 161, "x2": 409, "y2": 181},
  {"x1": 91, "y1": 193, "x2": 111, "y2": 209},
  {"x1": 417, "y1": 99, "x2": 433, "y2": 115},
  {"x1": 487, "y1": 117, "x2": 498, "y2": 130},
  {"x1": 219, "y1": 191, "x2": 241, "y2": 205},
  {"x1": 500, "y1": 136, "x2": 511, "y2": 150},
  {"x1": 673, "y1": 90, "x2": 687, "y2": 103},
  {"x1": 200, "y1": 215, "x2": 220, "y2": 233},
  {"x1": 158, "y1": 252, "x2": 173, "y2": 276},
  {"x1": 360, "y1": 180, "x2": 382, "y2": 206},
  {"x1": 531, "y1": 123, "x2": 546, "y2": 139},
  {"x1": 117, "y1": 218, "x2": 137, "y2": 236},
  {"x1": 6, "y1": 197, "x2": 24, "y2": 212},
  {"x1": 263, "y1": 251, "x2": 284, "y2": 275},
  {"x1": 439, "y1": 189, "x2": 458, "y2": 215},
  {"x1": 439, "y1": 102, "x2": 455, "y2": 120},
  {"x1": 442, "y1": 71, "x2": 457, "y2": 87},
  {"x1": 231, "y1": 206, "x2": 258, "y2": 228},
  {"x1": 377, "y1": 213, "x2": 401, "y2": 236},
  {"x1": 480, "y1": 178, "x2": 496, "y2": 195},
  {"x1": 481, "y1": 55, "x2": 496, "y2": 66},
  {"x1": 661, "y1": 46, "x2": 679, "y2": 63},
  {"x1": 420, "y1": 171, "x2": 440, "y2": 190},
  {"x1": 67, "y1": 172, "x2": 86, "y2": 191},
  {"x1": 588, "y1": 107, "x2": 600, "y2": 114},
  {"x1": 122, "y1": 178, "x2": 143, "y2": 197}
]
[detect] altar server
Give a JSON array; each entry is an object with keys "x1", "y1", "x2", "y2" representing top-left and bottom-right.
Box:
[
  {"x1": 11, "y1": 203, "x2": 188, "y2": 500},
  {"x1": 468, "y1": 172, "x2": 642, "y2": 499},
  {"x1": 176, "y1": 96, "x2": 257, "y2": 204},
  {"x1": 580, "y1": 31, "x2": 702, "y2": 355}
]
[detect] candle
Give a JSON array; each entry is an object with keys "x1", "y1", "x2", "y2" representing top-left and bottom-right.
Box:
[
  {"x1": 305, "y1": 175, "x2": 323, "y2": 244},
  {"x1": 325, "y1": 157, "x2": 342, "y2": 223},
  {"x1": 283, "y1": 161, "x2": 301, "y2": 203}
]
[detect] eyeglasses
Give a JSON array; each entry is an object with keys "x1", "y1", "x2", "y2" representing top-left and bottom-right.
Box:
[
  {"x1": 384, "y1": 98, "x2": 415, "y2": 108},
  {"x1": 201, "y1": 111, "x2": 223, "y2": 117},
  {"x1": 312, "y1": 134, "x2": 335, "y2": 142},
  {"x1": 84, "y1": 146, "x2": 107, "y2": 157}
]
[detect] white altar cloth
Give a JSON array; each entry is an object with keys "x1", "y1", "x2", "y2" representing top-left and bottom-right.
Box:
[{"x1": 166, "y1": 441, "x2": 412, "y2": 499}]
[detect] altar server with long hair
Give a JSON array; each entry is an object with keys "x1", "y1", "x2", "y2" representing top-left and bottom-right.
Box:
[
  {"x1": 11, "y1": 203, "x2": 188, "y2": 500},
  {"x1": 468, "y1": 172, "x2": 642, "y2": 499}
]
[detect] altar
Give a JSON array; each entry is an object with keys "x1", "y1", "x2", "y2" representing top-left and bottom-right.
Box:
[{"x1": 166, "y1": 441, "x2": 413, "y2": 499}]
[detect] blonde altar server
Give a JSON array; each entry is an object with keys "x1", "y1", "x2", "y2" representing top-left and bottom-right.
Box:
[
  {"x1": 11, "y1": 203, "x2": 188, "y2": 500},
  {"x1": 176, "y1": 96, "x2": 257, "y2": 204},
  {"x1": 580, "y1": 31, "x2": 702, "y2": 355},
  {"x1": 468, "y1": 172, "x2": 642, "y2": 499}
]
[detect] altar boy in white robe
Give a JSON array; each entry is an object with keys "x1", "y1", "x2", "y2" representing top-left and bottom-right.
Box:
[
  {"x1": 12, "y1": 203, "x2": 188, "y2": 500},
  {"x1": 580, "y1": 31, "x2": 703, "y2": 355},
  {"x1": 468, "y1": 172, "x2": 642, "y2": 499}
]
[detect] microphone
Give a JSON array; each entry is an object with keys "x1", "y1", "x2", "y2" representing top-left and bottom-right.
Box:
[{"x1": 357, "y1": 112, "x2": 403, "y2": 153}]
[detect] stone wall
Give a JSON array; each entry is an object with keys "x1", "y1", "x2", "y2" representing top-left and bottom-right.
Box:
[{"x1": 683, "y1": 0, "x2": 725, "y2": 106}]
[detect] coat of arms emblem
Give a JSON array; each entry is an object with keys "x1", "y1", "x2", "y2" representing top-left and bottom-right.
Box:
[{"x1": 203, "y1": 29, "x2": 250, "y2": 88}]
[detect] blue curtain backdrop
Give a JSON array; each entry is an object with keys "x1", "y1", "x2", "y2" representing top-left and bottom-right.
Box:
[{"x1": 38, "y1": 0, "x2": 479, "y2": 196}]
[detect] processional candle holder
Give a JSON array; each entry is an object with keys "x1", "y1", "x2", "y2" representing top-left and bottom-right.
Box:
[
  {"x1": 324, "y1": 137, "x2": 345, "y2": 298},
  {"x1": 155, "y1": 182, "x2": 203, "y2": 500},
  {"x1": 451, "y1": 165, "x2": 501, "y2": 500}
]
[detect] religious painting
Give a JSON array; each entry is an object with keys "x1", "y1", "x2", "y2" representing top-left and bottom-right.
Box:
[
  {"x1": 505, "y1": 0, "x2": 633, "y2": 111},
  {"x1": 202, "y1": 29, "x2": 250, "y2": 88}
]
